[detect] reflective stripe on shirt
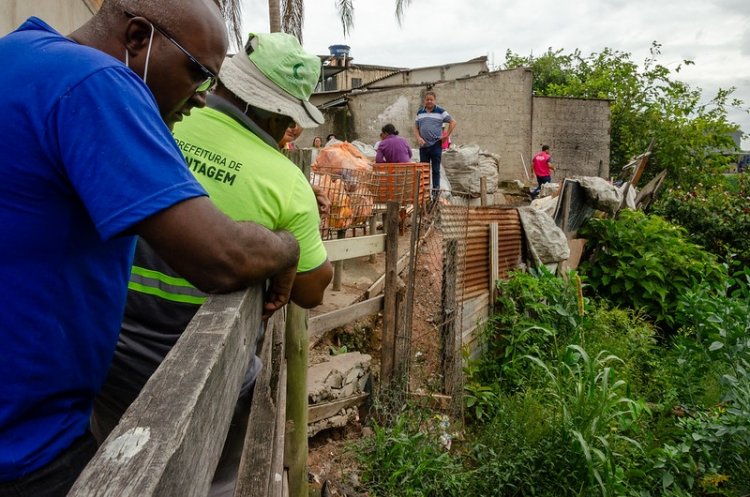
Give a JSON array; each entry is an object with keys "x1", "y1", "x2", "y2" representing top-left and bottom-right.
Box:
[{"x1": 128, "y1": 266, "x2": 207, "y2": 305}]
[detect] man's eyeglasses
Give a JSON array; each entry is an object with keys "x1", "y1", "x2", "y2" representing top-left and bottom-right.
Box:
[{"x1": 124, "y1": 11, "x2": 217, "y2": 93}]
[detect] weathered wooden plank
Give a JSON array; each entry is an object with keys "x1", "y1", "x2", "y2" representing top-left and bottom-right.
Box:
[
  {"x1": 70, "y1": 286, "x2": 265, "y2": 497},
  {"x1": 270, "y1": 362, "x2": 287, "y2": 497},
  {"x1": 308, "y1": 295, "x2": 384, "y2": 344},
  {"x1": 365, "y1": 253, "x2": 409, "y2": 298},
  {"x1": 380, "y1": 202, "x2": 400, "y2": 385},
  {"x1": 324, "y1": 234, "x2": 386, "y2": 262},
  {"x1": 308, "y1": 393, "x2": 369, "y2": 423},
  {"x1": 235, "y1": 310, "x2": 287, "y2": 497},
  {"x1": 284, "y1": 304, "x2": 308, "y2": 497}
]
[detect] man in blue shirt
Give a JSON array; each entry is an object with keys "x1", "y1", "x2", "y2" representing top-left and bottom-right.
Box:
[
  {"x1": 415, "y1": 90, "x2": 457, "y2": 196},
  {"x1": 0, "y1": 1, "x2": 299, "y2": 495}
]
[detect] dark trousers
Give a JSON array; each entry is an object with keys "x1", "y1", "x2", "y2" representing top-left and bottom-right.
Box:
[
  {"x1": 0, "y1": 432, "x2": 97, "y2": 497},
  {"x1": 537, "y1": 175, "x2": 551, "y2": 188},
  {"x1": 420, "y1": 141, "x2": 444, "y2": 193}
]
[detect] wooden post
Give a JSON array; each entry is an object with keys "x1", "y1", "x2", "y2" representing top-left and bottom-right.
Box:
[
  {"x1": 284, "y1": 303, "x2": 308, "y2": 497},
  {"x1": 282, "y1": 148, "x2": 314, "y2": 180},
  {"x1": 380, "y1": 202, "x2": 400, "y2": 386},
  {"x1": 489, "y1": 223, "x2": 499, "y2": 304},
  {"x1": 440, "y1": 240, "x2": 459, "y2": 399},
  {"x1": 331, "y1": 229, "x2": 346, "y2": 291},
  {"x1": 480, "y1": 176, "x2": 487, "y2": 206},
  {"x1": 393, "y1": 285, "x2": 407, "y2": 384},
  {"x1": 395, "y1": 171, "x2": 422, "y2": 383}
]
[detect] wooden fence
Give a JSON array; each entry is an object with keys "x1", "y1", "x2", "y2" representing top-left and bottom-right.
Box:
[
  {"x1": 68, "y1": 202, "x2": 405, "y2": 497},
  {"x1": 69, "y1": 285, "x2": 308, "y2": 497}
]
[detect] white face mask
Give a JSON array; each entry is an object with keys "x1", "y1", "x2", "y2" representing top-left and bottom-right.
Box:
[{"x1": 124, "y1": 22, "x2": 155, "y2": 84}]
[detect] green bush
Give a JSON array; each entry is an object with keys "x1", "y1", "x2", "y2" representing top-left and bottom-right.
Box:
[
  {"x1": 579, "y1": 210, "x2": 726, "y2": 333},
  {"x1": 655, "y1": 174, "x2": 750, "y2": 268},
  {"x1": 478, "y1": 268, "x2": 584, "y2": 390}
]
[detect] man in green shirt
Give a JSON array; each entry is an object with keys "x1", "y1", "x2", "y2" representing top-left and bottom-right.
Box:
[{"x1": 92, "y1": 32, "x2": 332, "y2": 496}]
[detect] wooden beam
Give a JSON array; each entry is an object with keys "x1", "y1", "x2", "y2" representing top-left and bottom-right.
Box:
[
  {"x1": 308, "y1": 295, "x2": 384, "y2": 345},
  {"x1": 70, "y1": 287, "x2": 265, "y2": 497},
  {"x1": 324, "y1": 234, "x2": 386, "y2": 262},
  {"x1": 235, "y1": 310, "x2": 287, "y2": 497},
  {"x1": 308, "y1": 393, "x2": 369, "y2": 424}
]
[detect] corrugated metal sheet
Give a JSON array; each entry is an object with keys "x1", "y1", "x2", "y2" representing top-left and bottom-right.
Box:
[{"x1": 441, "y1": 205, "x2": 524, "y2": 302}]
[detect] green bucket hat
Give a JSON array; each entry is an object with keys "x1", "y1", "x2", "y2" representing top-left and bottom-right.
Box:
[{"x1": 219, "y1": 32, "x2": 324, "y2": 128}]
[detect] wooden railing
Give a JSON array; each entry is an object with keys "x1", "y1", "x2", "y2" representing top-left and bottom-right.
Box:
[{"x1": 69, "y1": 285, "x2": 307, "y2": 497}]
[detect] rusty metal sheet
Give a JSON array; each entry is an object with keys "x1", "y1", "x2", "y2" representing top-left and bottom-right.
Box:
[{"x1": 440, "y1": 205, "x2": 524, "y2": 302}]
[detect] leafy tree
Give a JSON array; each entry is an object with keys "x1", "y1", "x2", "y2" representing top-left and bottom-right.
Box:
[{"x1": 505, "y1": 44, "x2": 742, "y2": 187}]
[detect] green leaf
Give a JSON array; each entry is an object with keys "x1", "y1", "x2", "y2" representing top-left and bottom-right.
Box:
[{"x1": 662, "y1": 471, "x2": 674, "y2": 489}]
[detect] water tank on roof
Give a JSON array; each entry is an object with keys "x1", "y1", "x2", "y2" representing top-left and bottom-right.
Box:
[{"x1": 328, "y1": 44, "x2": 351, "y2": 57}]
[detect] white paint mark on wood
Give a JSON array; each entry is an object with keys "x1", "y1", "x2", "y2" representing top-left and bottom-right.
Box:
[{"x1": 103, "y1": 427, "x2": 151, "y2": 462}]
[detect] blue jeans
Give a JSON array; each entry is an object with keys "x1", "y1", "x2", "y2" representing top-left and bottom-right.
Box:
[
  {"x1": 419, "y1": 141, "x2": 443, "y2": 194},
  {"x1": 0, "y1": 432, "x2": 97, "y2": 497}
]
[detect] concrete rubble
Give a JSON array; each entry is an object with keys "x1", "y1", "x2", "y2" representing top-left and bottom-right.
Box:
[{"x1": 308, "y1": 352, "x2": 371, "y2": 437}]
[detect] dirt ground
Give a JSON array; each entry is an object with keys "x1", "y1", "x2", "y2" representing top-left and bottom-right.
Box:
[{"x1": 307, "y1": 220, "x2": 445, "y2": 496}]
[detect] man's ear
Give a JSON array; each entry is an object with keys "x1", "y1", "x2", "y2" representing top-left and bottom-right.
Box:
[{"x1": 123, "y1": 17, "x2": 155, "y2": 62}]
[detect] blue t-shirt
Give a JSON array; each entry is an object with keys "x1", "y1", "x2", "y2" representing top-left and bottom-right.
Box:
[
  {"x1": 415, "y1": 105, "x2": 452, "y2": 147},
  {"x1": 0, "y1": 18, "x2": 207, "y2": 480}
]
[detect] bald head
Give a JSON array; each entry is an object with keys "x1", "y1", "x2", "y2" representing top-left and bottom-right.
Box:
[{"x1": 71, "y1": 0, "x2": 229, "y2": 127}]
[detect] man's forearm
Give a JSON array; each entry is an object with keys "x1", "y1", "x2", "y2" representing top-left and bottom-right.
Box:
[
  {"x1": 234, "y1": 223, "x2": 300, "y2": 280},
  {"x1": 136, "y1": 197, "x2": 300, "y2": 294}
]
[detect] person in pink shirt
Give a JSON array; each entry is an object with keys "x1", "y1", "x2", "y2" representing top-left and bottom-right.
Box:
[{"x1": 532, "y1": 144, "x2": 555, "y2": 190}]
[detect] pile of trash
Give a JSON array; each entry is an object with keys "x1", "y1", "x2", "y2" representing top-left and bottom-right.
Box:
[{"x1": 441, "y1": 144, "x2": 500, "y2": 197}]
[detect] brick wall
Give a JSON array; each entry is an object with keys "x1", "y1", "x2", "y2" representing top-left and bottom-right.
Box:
[
  {"x1": 531, "y1": 96, "x2": 611, "y2": 180},
  {"x1": 307, "y1": 68, "x2": 611, "y2": 183}
]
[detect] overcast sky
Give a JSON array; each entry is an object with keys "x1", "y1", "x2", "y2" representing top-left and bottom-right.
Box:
[{"x1": 241, "y1": 0, "x2": 750, "y2": 148}]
